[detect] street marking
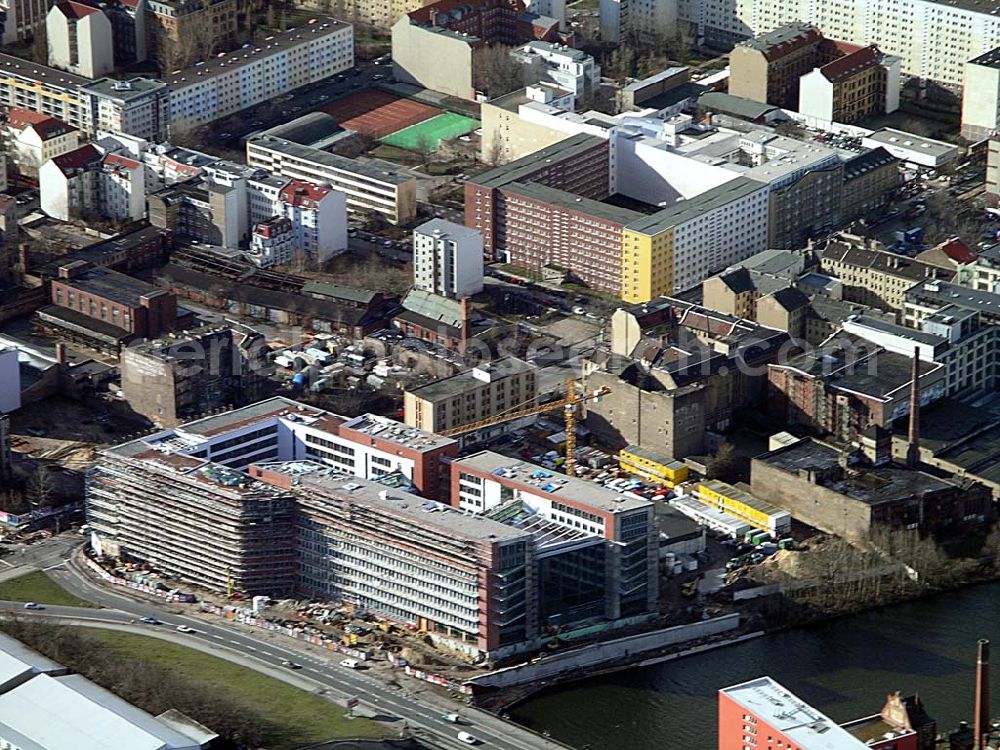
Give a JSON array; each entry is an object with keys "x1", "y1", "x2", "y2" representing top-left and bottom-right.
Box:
[
  {"x1": 212, "y1": 634, "x2": 224, "y2": 640},
  {"x1": 229, "y1": 640, "x2": 241, "y2": 644},
  {"x1": 245, "y1": 646, "x2": 256, "y2": 651}
]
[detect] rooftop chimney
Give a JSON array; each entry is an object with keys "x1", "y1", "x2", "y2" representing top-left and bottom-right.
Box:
[
  {"x1": 975, "y1": 639, "x2": 990, "y2": 750},
  {"x1": 906, "y1": 346, "x2": 921, "y2": 467}
]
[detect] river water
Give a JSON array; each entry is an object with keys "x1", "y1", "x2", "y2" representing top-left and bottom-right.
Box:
[{"x1": 511, "y1": 583, "x2": 1000, "y2": 749}]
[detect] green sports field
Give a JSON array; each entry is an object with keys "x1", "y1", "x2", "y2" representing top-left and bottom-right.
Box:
[{"x1": 381, "y1": 112, "x2": 479, "y2": 152}]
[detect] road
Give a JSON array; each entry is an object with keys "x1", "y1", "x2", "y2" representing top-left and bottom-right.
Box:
[{"x1": 0, "y1": 542, "x2": 571, "y2": 750}]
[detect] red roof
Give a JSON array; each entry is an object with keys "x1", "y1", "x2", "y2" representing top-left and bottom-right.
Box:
[
  {"x1": 938, "y1": 237, "x2": 977, "y2": 265},
  {"x1": 6, "y1": 108, "x2": 76, "y2": 141},
  {"x1": 817, "y1": 44, "x2": 881, "y2": 83},
  {"x1": 49, "y1": 144, "x2": 101, "y2": 176},
  {"x1": 102, "y1": 152, "x2": 141, "y2": 170},
  {"x1": 279, "y1": 179, "x2": 331, "y2": 208},
  {"x1": 53, "y1": 0, "x2": 101, "y2": 19}
]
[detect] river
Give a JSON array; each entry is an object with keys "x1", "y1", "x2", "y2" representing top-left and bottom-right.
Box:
[{"x1": 511, "y1": 583, "x2": 1000, "y2": 749}]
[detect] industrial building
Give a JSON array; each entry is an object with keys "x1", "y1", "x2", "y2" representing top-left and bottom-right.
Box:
[
  {"x1": 404, "y1": 357, "x2": 537, "y2": 434},
  {"x1": 0, "y1": 632, "x2": 216, "y2": 750},
  {"x1": 119, "y1": 324, "x2": 270, "y2": 427},
  {"x1": 719, "y1": 676, "x2": 934, "y2": 750}
]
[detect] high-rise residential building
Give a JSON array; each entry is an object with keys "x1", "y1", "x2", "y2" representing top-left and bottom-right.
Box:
[
  {"x1": 0, "y1": 55, "x2": 90, "y2": 133},
  {"x1": 80, "y1": 78, "x2": 170, "y2": 143},
  {"x1": 166, "y1": 21, "x2": 353, "y2": 129},
  {"x1": 404, "y1": 356, "x2": 537, "y2": 433},
  {"x1": 412, "y1": 218, "x2": 484, "y2": 299},
  {"x1": 46, "y1": 1, "x2": 115, "y2": 79},
  {"x1": 962, "y1": 47, "x2": 1000, "y2": 141},
  {"x1": 276, "y1": 179, "x2": 347, "y2": 265}
]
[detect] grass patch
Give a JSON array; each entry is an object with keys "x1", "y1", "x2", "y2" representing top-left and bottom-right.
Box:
[
  {"x1": 369, "y1": 144, "x2": 422, "y2": 164},
  {"x1": 0, "y1": 570, "x2": 96, "y2": 608},
  {"x1": 86, "y1": 630, "x2": 387, "y2": 749}
]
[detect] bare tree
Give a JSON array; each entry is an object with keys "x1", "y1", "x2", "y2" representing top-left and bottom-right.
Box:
[{"x1": 474, "y1": 45, "x2": 528, "y2": 99}]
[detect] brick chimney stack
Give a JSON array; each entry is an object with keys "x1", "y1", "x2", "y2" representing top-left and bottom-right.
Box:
[
  {"x1": 975, "y1": 639, "x2": 990, "y2": 750},
  {"x1": 906, "y1": 346, "x2": 921, "y2": 467}
]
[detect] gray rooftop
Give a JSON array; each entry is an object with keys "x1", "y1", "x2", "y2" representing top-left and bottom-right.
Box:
[
  {"x1": 757, "y1": 438, "x2": 957, "y2": 506},
  {"x1": 508, "y1": 181, "x2": 643, "y2": 226},
  {"x1": 698, "y1": 91, "x2": 780, "y2": 120},
  {"x1": 738, "y1": 22, "x2": 819, "y2": 53},
  {"x1": 415, "y1": 217, "x2": 483, "y2": 242},
  {"x1": 260, "y1": 112, "x2": 344, "y2": 148},
  {"x1": 177, "y1": 396, "x2": 325, "y2": 437},
  {"x1": 470, "y1": 133, "x2": 605, "y2": 190},
  {"x1": 456, "y1": 450, "x2": 652, "y2": 513},
  {"x1": 58, "y1": 265, "x2": 165, "y2": 308},
  {"x1": 408, "y1": 357, "x2": 535, "y2": 402},
  {"x1": 301, "y1": 281, "x2": 377, "y2": 304},
  {"x1": 400, "y1": 289, "x2": 465, "y2": 329},
  {"x1": 164, "y1": 19, "x2": 347, "y2": 88},
  {"x1": 339, "y1": 413, "x2": 457, "y2": 452},
  {"x1": 622, "y1": 66, "x2": 690, "y2": 93},
  {"x1": 846, "y1": 315, "x2": 945, "y2": 347},
  {"x1": 906, "y1": 280, "x2": 1000, "y2": 317},
  {"x1": 270, "y1": 462, "x2": 529, "y2": 542},
  {"x1": 626, "y1": 177, "x2": 766, "y2": 234},
  {"x1": 249, "y1": 135, "x2": 413, "y2": 185},
  {"x1": 864, "y1": 129, "x2": 956, "y2": 159},
  {"x1": 79, "y1": 77, "x2": 167, "y2": 101},
  {"x1": 0, "y1": 54, "x2": 88, "y2": 90}
]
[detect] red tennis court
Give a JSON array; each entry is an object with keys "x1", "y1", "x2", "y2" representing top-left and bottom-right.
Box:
[{"x1": 321, "y1": 90, "x2": 441, "y2": 138}]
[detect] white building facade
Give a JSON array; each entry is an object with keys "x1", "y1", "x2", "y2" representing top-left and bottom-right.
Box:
[
  {"x1": 81, "y1": 77, "x2": 171, "y2": 143},
  {"x1": 167, "y1": 21, "x2": 353, "y2": 128},
  {"x1": 412, "y1": 218, "x2": 484, "y2": 299},
  {"x1": 46, "y1": 1, "x2": 114, "y2": 79}
]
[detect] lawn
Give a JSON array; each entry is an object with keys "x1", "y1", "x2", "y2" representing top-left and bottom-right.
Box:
[
  {"x1": 86, "y1": 630, "x2": 387, "y2": 749},
  {"x1": 0, "y1": 570, "x2": 96, "y2": 608}
]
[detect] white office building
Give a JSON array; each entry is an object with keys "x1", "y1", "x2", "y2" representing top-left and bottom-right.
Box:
[
  {"x1": 511, "y1": 41, "x2": 601, "y2": 99},
  {"x1": 413, "y1": 218, "x2": 484, "y2": 299},
  {"x1": 167, "y1": 20, "x2": 353, "y2": 128}
]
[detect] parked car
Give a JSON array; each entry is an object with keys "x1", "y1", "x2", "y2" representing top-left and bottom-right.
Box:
[{"x1": 340, "y1": 658, "x2": 361, "y2": 669}]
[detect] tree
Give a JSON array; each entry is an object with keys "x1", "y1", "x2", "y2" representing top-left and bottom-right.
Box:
[
  {"x1": 27, "y1": 467, "x2": 53, "y2": 513},
  {"x1": 474, "y1": 45, "x2": 528, "y2": 99},
  {"x1": 706, "y1": 441, "x2": 741, "y2": 483}
]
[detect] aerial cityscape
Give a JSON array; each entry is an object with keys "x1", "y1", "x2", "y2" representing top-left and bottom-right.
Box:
[{"x1": 1, "y1": 0, "x2": 1000, "y2": 747}]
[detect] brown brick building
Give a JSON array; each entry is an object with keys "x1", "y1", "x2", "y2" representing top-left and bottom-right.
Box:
[
  {"x1": 751, "y1": 437, "x2": 992, "y2": 541},
  {"x1": 729, "y1": 23, "x2": 827, "y2": 109},
  {"x1": 146, "y1": 0, "x2": 237, "y2": 70},
  {"x1": 42, "y1": 260, "x2": 188, "y2": 350}
]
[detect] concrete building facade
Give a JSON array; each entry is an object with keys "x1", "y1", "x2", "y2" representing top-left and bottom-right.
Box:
[
  {"x1": 413, "y1": 218, "x2": 484, "y2": 299},
  {"x1": 404, "y1": 357, "x2": 537, "y2": 433},
  {"x1": 80, "y1": 77, "x2": 170, "y2": 143},
  {"x1": 4, "y1": 108, "x2": 80, "y2": 180}
]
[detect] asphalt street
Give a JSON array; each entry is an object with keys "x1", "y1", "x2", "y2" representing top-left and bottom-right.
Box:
[{"x1": 0, "y1": 541, "x2": 569, "y2": 750}]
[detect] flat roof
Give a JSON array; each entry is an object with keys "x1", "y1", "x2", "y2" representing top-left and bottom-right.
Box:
[
  {"x1": 80, "y1": 77, "x2": 166, "y2": 100},
  {"x1": 844, "y1": 315, "x2": 945, "y2": 347},
  {"x1": 864, "y1": 129, "x2": 956, "y2": 158},
  {"x1": 623, "y1": 66, "x2": 690, "y2": 92},
  {"x1": 969, "y1": 45, "x2": 1000, "y2": 68},
  {"x1": 415, "y1": 217, "x2": 482, "y2": 242},
  {"x1": 57, "y1": 266, "x2": 164, "y2": 308},
  {"x1": 721, "y1": 677, "x2": 867, "y2": 750},
  {"x1": 177, "y1": 396, "x2": 325, "y2": 437},
  {"x1": 470, "y1": 133, "x2": 605, "y2": 190},
  {"x1": 249, "y1": 135, "x2": 413, "y2": 185},
  {"x1": 268, "y1": 462, "x2": 529, "y2": 542},
  {"x1": 456, "y1": 450, "x2": 652, "y2": 513},
  {"x1": 164, "y1": 19, "x2": 347, "y2": 88},
  {"x1": 626, "y1": 176, "x2": 765, "y2": 234},
  {"x1": 408, "y1": 357, "x2": 534, "y2": 402},
  {"x1": 906, "y1": 280, "x2": 1000, "y2": 316},
  {"x1": 698, "y1": 91, "x2": 779, "y2": 120},
  {"x1": 340, "y1": 413, "x2": 457, "y2": 452},
  {"x1": 507, "y1": 181, "x2": 643, "y2": 226},
  {"x1": 756, "y1": 439, "x2": 956, "y2": 506},
  {"x1": 0, "y1": 54, "x2": 88, "y2": 90}
]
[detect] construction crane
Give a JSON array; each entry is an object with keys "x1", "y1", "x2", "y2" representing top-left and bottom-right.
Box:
[{"x1": 441, "y1": 379, "x2": 610, "y2": 476}]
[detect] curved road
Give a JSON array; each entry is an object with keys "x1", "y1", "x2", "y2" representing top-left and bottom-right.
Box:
[{"x1": 0, "y1": 555, "x2": 568, "y2": 750}]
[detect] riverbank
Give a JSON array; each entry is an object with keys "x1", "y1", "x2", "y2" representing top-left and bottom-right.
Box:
[
  {"x1": 509, "y1": 580, "x2": 1000, "y2": 750},
  {"x1": 485, "y1": 561, "x2": 1000, "y2": 713}
]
